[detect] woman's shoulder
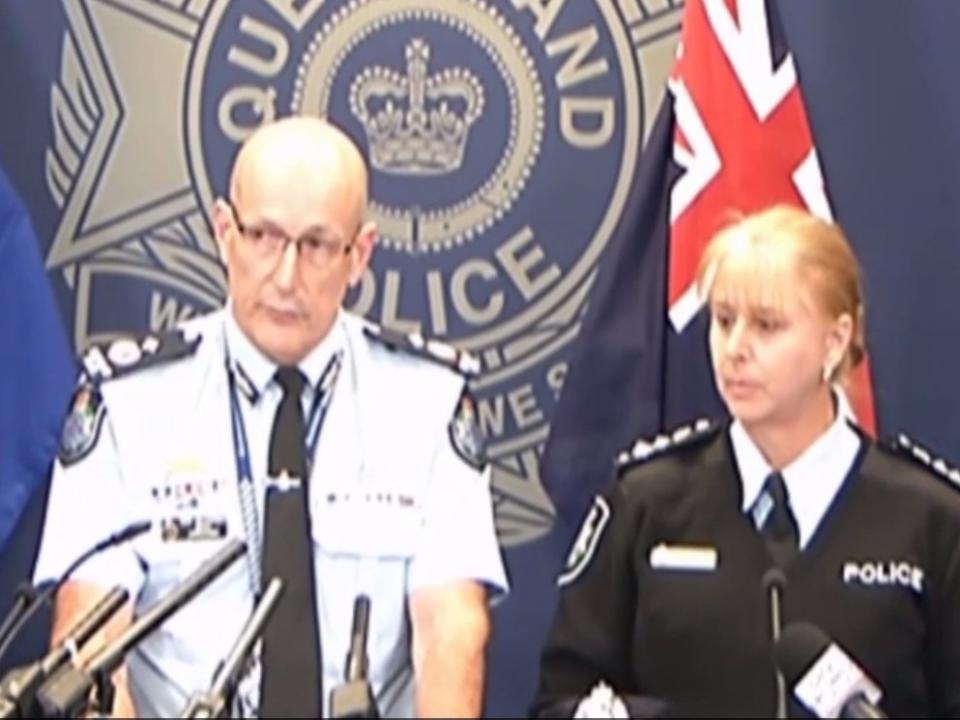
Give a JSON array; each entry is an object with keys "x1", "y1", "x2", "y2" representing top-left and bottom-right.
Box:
[
  {"x1": 614, "y1": 417, "x2": 730, "y2": 495},
  {"x1": 864, "y1": 431, "x2": 960, "y2": 510}
]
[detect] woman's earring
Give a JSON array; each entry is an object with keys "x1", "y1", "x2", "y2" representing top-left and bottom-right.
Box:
[{"x1": 822, "y1": 363, "x2": 834, "y2": 383}]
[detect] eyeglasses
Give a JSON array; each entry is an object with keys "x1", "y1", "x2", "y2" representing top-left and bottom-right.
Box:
[{"x1": 226, "y1": 201, "x2": 354, "y2": 269}]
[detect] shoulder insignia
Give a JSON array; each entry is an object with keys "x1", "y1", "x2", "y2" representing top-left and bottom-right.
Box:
[
  {"x1": 616, "y1": 418, "x2": 720, "y2": 471},
  {"x1": 448, "y1": 390, "x2": 486, "y2": 469},
  {"x1": 79, "y1": 328, "x2": 202, "y2": 385},
  {"x1": 558, "y1": 494, "x2": 612, "y2": 587},
  {"x1": 363, "y1": 324, "x2": 481, "y2": 376},
  {"x1": 880, "y1": 433, "x2": 960, "y2": 488},
  {"x1": 58, "y1": 383, "x2": 106, "y2": 467}
]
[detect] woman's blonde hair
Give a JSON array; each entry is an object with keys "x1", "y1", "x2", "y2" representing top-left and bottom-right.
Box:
[{"x1": 696, "y1": 204, "x2": 866, "y2": 380}]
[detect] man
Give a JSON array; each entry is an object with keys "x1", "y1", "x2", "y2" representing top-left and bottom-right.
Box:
[{"x1": 33, "y1": 117, "x2": 507, "y2": 718}]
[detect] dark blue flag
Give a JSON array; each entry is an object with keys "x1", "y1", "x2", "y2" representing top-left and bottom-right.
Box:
[
  {"x1": 0, "y1": 166, "x2": 74, "y2": 553},
  {"x1": 539, "y1": 99, "x2": 679, "y2": 528}
]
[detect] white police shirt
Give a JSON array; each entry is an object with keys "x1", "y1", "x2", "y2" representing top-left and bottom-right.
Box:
[
  {"x1": 732, "y1": 395, "x2": 862, "y2": 549},
  {"x1": 33, "y1": 306, "x2": 508, "y2": 718}
]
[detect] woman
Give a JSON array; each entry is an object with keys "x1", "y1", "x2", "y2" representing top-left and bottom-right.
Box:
[{"x1": 533, "y1": 206, "x2": 960, "y2": 718}]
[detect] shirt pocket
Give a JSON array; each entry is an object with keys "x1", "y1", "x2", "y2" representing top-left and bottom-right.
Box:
[
  {"x1": 311, "y1": 491, "x2": 425, "y2": 684},
  {"x1": 311, "y1": 488, "x2": 425, "y2": 560}
]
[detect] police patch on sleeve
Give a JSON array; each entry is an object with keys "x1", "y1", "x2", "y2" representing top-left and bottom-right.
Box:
[
  {"x1": 58, "y1": 384, "x2": 106, "y2": 466},
  {"x1": 448, "y1": 390, "x2": 486, "y2": 469},
  {"x1": 558, "y1": 495, "x2": 611, "y2": 587}
]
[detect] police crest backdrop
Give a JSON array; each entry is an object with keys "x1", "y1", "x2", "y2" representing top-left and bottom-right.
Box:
[
  {"x1": 0, "y1": 0, "x2": 680, "y2": 713},
  {"x1": 10, "y1": 0, "x2": 677, "y2": 543},
  {"x1": 6, "y1": 1, "x2": 960, "y2": 716}
]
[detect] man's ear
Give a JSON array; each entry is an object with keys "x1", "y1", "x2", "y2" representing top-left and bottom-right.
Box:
[
  {"x1": 348, "y1": 220, "x2": 377, "y2": 287},
  {"x1": 211, "y1": 198, "x2": 234, "y2": 265}
]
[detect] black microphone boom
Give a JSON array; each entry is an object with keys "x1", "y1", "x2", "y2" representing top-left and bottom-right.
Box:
[
  {"x1": 330, "y1": 595, "x2": 379, "y2": 719},
  {"x1": 762, "y1": 568, "x2": 788, "y2": 720},
  {"x1": 0, "y1": 586, "x2": 128, "y2": 719},
  {"x1": 0, "y1": 520, "x2": 151, "y2": 666},
  {"x1": 179, "y1": 577, "x2": 284, "y2": 719},
  {"x1": 35, "y1": 538, "x2": 246, "y2": 719},
  {"x1": 346, "y1": 595, "x2": 371, "y2": 683}
]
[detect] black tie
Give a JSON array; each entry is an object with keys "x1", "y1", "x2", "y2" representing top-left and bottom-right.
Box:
[
  {"x1": 759, "y1": 472, "x2": 800, "y2": 568},
  {"x1": 260, "y1": 367, "x2": 322, "y2": 718}
]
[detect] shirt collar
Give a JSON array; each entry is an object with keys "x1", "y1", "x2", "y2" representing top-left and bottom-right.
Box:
[
  {"x1": 224, "y1": 303, "x2": 345, "y2": 401},
  {"x1": 732, "y1": 392, "x2": 862, "y2": 547}
]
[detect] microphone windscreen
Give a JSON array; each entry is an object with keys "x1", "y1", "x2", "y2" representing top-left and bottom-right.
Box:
[
  {"x1": 762, "y1": 567, "x2": 787, "y2": 594},
  {"x1": 774, "y1": 621, "x2": 832, "y2": 686}
]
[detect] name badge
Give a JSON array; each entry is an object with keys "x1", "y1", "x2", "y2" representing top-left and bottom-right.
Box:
[
  {"x1": 649, "y1": 543, "x2": 718, "y2": 572},
  {"x1": 160, "y1": 514, "x2": 228, "y2": 543}
]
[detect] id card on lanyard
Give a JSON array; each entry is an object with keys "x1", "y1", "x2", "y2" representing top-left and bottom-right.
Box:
[{"x1": 226, "y1": 350, "x2": 344, "y2": 597}]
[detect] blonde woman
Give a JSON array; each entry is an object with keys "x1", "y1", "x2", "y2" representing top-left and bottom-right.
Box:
[{"x1": 534, "y1": 206, "x2": 960, "y2": 718}]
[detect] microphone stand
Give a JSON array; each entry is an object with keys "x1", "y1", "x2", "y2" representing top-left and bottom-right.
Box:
[
  {"x1": 179, "y1": 578, "x2": 284, "y2": 719},
  {"x1": 0, "y1": 584, "x2": 39, "y2": 656},
  {"x1": 0, "y1": 521, "x2": 150, "y2": 668},
  {"x1": 763, "y1": 569, "x2": 788, "y2": 720},
  {"x1": 34, "y1": 539, "x2": 245, "y2": 718},
  {"x1": 0, "y1": 587, "x2": 128, "y2": 719},
  {"x1": 330, "y1": 595, "x2": 379, "y2": 719}
]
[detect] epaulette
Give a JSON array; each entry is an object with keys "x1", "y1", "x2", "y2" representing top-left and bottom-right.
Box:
[
  {"x1": 79, "y1": 327, "x2": 202, "y2": 385},
  {"x1": 363, "y1": 324, "x2": 481, "y2": 376},
  {"x1": 880, "y1": 432, "x2": 960, "y2": 488},
  {"x1": 60, "y1": 328, "x2": 202, "y2": 467},
  {"x1": 615, "y1": 418, "x2": 720, "y2": 471}
]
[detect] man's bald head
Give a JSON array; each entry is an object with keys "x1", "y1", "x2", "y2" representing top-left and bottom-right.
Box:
[
  {"x1": 230, "y1": 116, "x2": 369, "y2": 231},
  {"x1": 213, "y1": 116, "x2": 377, "y2": 365}
]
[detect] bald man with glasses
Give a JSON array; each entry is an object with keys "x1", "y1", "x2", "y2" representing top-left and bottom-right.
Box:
[{"x1": 34, "y1": 116, "x2": 507, "y2": 719}]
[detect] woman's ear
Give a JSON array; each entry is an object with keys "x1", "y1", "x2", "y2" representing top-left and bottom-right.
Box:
[{"x1": 824, "y1": 312, "x2": 854, "y2": 378}]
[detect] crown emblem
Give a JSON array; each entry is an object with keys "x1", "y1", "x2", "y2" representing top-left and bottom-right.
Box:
[{"x1": 350, "y1": 38, "x2": 484, "y2": 176}]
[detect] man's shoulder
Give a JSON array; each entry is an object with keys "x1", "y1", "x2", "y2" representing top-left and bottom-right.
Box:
[
  {"x1": 349, "y1": 314, "x2": 480, "y2": 379},
  {"x1": 343, "y1": 314, "x2": 486, "y2": 466},
  {"x1": 79, "y1": 311, "x2": 217, "y2": 388},
  {"x1": 58, "y1": 311, "x2": 220, "y2": 467}
]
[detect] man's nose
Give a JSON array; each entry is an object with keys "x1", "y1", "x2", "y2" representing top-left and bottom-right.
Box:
[{"x1": 272, "y1": 239, "x2": 299, "y2": 290}]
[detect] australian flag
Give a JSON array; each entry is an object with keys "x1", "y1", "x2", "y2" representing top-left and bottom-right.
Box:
[
  {"x1": 0, "y1": 166, "x2": 74, "y2": 554},
  {"x1": 541, "y1": 0, "x2": 877, "y2": 528}
]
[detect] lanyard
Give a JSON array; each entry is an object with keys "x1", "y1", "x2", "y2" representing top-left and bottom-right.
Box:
[{"x1": 226, "y1": 350, "x2": 344, "y2": 597}]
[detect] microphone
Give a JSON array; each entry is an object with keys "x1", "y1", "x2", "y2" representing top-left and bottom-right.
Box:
[
  {"x1": 774, "y1": 621, "x2": 887, "y2": 719},
  {"x1": 535, "y1": 689, "x2": 674, "y2": 718},
  {"x1": 179, "y1": 577, "x2": 284, "y2": 719},
  {"x1": 329, "y1": 595, "x2": 379, "y2": 719},
  {"x1": 762, "y1": 568, "x2": 788, "y2": 720},
  {"x1": 345, "y1": 595, "x2": 370, "y2": 684},
  {"x1": 0, "y1": 586, "x2": 129, "y2": 719},
  {"x1": 35, "y1": 538, "x2": 246, "y2": 719},
  {"x1": 0, "y1": 520, "x2": 151, "y2": 666}
]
